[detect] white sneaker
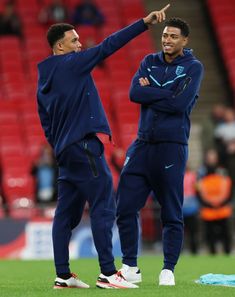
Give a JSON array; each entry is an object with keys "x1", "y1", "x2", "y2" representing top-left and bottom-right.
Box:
[
  {"x1": 159, "y1": 269, "x2": 175, "y2": 286},
  {"x1": 96, "y1": 272, "x2": 139, "y2": 289},
  {"x1": 54, "y1": 273, "x2": 90, "y2": 289},
  {"x1": 119, "y1": 264, "x2": 142, "y2": 283}
]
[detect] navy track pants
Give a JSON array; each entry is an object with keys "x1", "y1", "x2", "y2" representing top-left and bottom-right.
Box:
[
  {"x1": 53, "y1": 135, "x2": 116, "y2": 275},
  {"x1": 116, "y1": 139, "x2": 188, "y2": 271}
]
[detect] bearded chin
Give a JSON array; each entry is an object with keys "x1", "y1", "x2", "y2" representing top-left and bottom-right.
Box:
[{"x1": 164, "y1": 51, "x2": 174, "y2": 57}]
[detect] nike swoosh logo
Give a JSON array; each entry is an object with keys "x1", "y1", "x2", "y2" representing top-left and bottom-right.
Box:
[{"x1": 165, "y1": 164, "x2": 174, "y2": 169}]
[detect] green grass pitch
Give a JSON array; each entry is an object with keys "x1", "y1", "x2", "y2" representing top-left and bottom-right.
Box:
[{"x1": 1, "y1": 255, "x2": 235, "y2": 297}]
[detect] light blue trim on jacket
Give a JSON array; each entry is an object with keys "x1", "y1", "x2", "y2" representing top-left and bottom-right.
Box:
[{"x1": 149, "y1": 73, "x2": 186, "y2": 87}]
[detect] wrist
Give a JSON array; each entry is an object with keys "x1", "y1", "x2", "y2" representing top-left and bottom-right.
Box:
[
  {"x1": 142, "y1": 18, "x2": 150, "y2": 28},
  {"x1": 143, "y1": 17, "x2": 147, "y2": 24}
]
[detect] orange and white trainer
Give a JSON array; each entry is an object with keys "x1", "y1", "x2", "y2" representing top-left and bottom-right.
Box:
[
  {"x1": 54, "y1": 273, "x2": 90, "y2": 289},
  {"x1": 96, "y1": 271, "x2": 139, "y2": 289}
]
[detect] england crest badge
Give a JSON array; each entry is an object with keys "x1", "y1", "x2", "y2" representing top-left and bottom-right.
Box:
[{"x1": 175, "y1": 66, "x2": 184, "y2": 75}]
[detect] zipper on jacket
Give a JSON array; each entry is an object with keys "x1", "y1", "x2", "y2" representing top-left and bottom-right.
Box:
[{"x1": 161, "y1": 66, "x2": 169, "y2": 85}]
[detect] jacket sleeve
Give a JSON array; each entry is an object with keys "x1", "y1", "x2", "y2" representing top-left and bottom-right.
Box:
[
  {"x1": 37, "y1": 101, "x2": 54, "y2": 148},
  {"x1": 69, "y1": 19, "x2": 148, "y2": 73},
  {"x1": 149, "y1": 61, "x2": 204, "y2": 114},
  {"x1": 129, "y1": 57, "x2": 174, "y2": 104},
  {"x1": 130, "y1": 59, "x2": 204, "y2": 113}
]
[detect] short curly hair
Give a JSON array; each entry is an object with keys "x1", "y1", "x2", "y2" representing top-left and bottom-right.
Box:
[
  {"x1": 47, "y1": 23, "x2": 75, "y2": 48},
  {"x1": 164, "y1": 18, "x2": 190, "y2": 37}
]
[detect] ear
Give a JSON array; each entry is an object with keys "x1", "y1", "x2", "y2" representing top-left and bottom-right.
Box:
[
  {"x1": 55, "y1": 41, "x2": 64, "y2": 53},
  {"x1": 183, "y1": 37, "x2": 188, "y2": 47}
]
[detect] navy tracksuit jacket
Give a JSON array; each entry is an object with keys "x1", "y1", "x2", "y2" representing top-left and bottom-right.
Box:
[
  {"x1": 116, "y1": 49, "x2": 204, "y2": 271},
  {"x1": 37, "y1": 19, "x2": 148, "y2": 275}
]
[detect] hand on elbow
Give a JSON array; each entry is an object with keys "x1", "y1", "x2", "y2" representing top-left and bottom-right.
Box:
[{"x1": 139, "y1": 77, "x2": 150, "y2": 86}]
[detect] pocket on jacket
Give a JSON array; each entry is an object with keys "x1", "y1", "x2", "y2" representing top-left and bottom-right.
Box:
[
  {"x1": 81, "y1": 136, "x2": 104, "y2": 178},
  {"x1": 80, "y1": 135, "x2": 104, "y2": 157}
]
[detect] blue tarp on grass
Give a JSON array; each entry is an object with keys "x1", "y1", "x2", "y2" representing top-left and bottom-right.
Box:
[{"x1": 196, "y1": 273, "x2": 235, "y2": 287}]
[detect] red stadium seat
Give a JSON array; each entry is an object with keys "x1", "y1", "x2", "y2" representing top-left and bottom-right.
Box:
[
  {"x1": 21, "y1": 113, "x2": 41, "y2": 127},
  {"x1": 121, "y1": 2, "x2": 145, "y2": 19},
  {"x1": 76, "y1": 26, "x2": 100, "y2": 43},
  {"x1": 0, "y1": 0, "x2": 155, "y2": 215},
  {"x1": 66, "y1": 0, "x2": 83, "y2": 9},
  {"x1": 1, "y1": 154, "x2": 31, "y2": 172},
  {"x1": 0, "y1": 134, "x2": 25, "y2": 146},
  {"x1": 207, "y1": 0, "x2": 235, "y2": 96},
  {"x1": 26, "y1": 135, "x2": 47, "y2": 148},
  {"x1": 0, "y1": 124, "x2": 22, "y2": 137},
  {"x1": 27, "y1": 143, "x2": 43, "y2": 160},
  {"x1": 8, "y1": 205, "x2": 38, "y2": 219},
  {"x1": 0, "y1": 206, "x2": 5, "y2": 218},
  {"x1": 0, "y1": 143, "x2": 26, "y2": 156},
  {"x1": 2, "y1": 172, "x2": 35, "y2": 205},
  {"x1": 24, "y1": 125, "x2": 44, "y2": 138},
  {"x1": 18, "y1": 100, "x2": 38, "y2": 114},
  {"x1": 0, "y1": 36, "x2": 21, "y2": 48},
  {"x1": 0, "y1": 111, "x2": 18, "y2": 123}
]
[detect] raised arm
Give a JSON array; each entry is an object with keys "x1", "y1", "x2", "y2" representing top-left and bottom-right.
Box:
[{"x1": 70, "y1": 4, "x2": 170, "y2": 73}]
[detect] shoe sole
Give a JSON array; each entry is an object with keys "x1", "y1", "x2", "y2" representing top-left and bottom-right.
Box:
[
  {"x1": 96, "y1": 281, "x2": 138, "y2": 289},
  {"x1": 96, "y1": 284, "x2": 116, "y2": 289},
  {"x1": 53, "y1": 285, "x2": 89, "y2": 289}
]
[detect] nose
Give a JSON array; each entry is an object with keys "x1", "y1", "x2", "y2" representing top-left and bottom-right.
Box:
[
  {"x1": 165, "y1": 36, "x2": 171, "y2": 43},
  {"x1": 76, "y1": 42, "x2": 82, "y2": 50}
]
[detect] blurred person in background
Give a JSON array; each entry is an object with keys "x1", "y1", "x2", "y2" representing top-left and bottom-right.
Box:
[
  {"x1": 182, "y1": 163, "x2": 200, "y2": 254},
  {"x1": 0, "y1": 0, "x2": 22, "y2": 37},
  {"x1": 197, "y1": 148, "x2": 233, "y2": 255},
  {"x1": 38, "y1": 0, "x2": 69, "y2": 25},
  {"x1": 36, "y1": 5, "x2": 170, "y2": 289},
  {"x1": 201, "y1": 103, "x2": 226, "y2": 155},
  {"x1": 31, "y1": 144, "x2": 57, "y2": 205},
  {"x1": 214, "y1": 107, "x2": 235, "y2": 190},
  {"x1": 72, "y1": 0, "x2": 105, "y2": 27},
  {"x1": 116, "y1": 17, "x2": 204, "y2": 286}
]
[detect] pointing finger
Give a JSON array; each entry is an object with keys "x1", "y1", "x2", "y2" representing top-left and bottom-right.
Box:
[
  {"x1": 162, "y1": 11, "x2": 166, "y2": 21},
  {"x1": 161, "y1": 3, "x2": 170, "y2": 12}
]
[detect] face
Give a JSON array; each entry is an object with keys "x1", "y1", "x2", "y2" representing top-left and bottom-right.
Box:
[
  {"x1": 56, "y1": 29, "x2": 82, "y2": 54},
  {"x1": 224, "y1": 109, "x2": 235, "y2": 123},
  {"x1": 205, "y1": 149, "x2": 218, "y2": 166},
  {"x1": 162, "y1": 26, "x2": 188, "y2": 59}
]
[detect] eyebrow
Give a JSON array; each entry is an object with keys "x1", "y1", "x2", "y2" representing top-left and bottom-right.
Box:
[{"x1": 162, "y1": 33, "x2": 180, "y2": 37}]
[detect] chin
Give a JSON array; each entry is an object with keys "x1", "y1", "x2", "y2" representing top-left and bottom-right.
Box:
[{"x1": 164, "y1": 51, "x2": 172, "y2": 55}]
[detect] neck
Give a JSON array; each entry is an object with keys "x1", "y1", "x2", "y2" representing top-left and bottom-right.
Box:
[{"x1": 164, "y1": 50, "x2": 184, "y2": 63}]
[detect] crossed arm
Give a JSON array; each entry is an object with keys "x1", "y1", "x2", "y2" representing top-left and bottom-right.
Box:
[{"x1": 129, "y1": 60, "x2": 204, "y2": 113}]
